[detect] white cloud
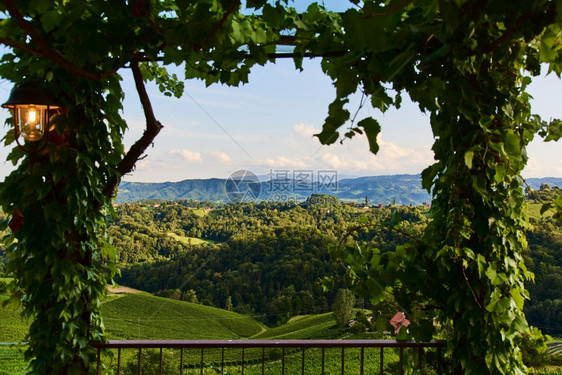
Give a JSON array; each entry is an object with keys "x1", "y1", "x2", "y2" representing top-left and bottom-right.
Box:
[
  {"x1": 321, "y1": 153, "x2": 371, "y2": 170},
  {"x1": 377, "y1": 135, "x2": 416, "y2": 158},
  {"x1": 322, "y1": 153, "x2": 345, "y2": 169},
  {"x1": 262, "y1": 156, "x2": 307, "y2": 168},
  {"x1": 135, "y1": 159, "x2": 151, "y2": 169},
  {"x1": 318, "y1": 133, "x2": 434, "y2": 174},
  {"x1": 208, "y1": 151, "x2": 231, "y2": 163},
  {"x1": 170, "y1": 149, "x2": 203, "y2": 162},
  {"x1": 292, "y1": 124, "x2": 318, "y2": 139},
  {"x1": 523, "y1": 157, "x2": 562, "y2": 178},
  {"x1": 348, "y1": 159, "x2": 371, "y2": 170},
  {"x1": 522, "y1": 140, "x2": 562, "y2": 178}
]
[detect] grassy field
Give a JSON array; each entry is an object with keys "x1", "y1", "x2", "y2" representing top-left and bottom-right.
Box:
[
  {"x1": 0, "y1": 292, "x2": 267, "y2": 342},
  {"x1": 255, "y1": 313, "x2": 345, "y2": 339},
  {"x1": 0, "y1": 284, "x2": 29, "y2": 375},
  {"x1": 167, "y1": 232, "x2": 216, "y2": 245},
  {"x1": 0, "y1": 307, "x2": 29, "y2": 343},
  {"x1": 526, "y1": 202, "x2": 554, "y2": 220},
  {"x1": 0, "y1": 344, "x2": 27, "y2": 375},
  {"x1": 0, "y1": 292, "x2": 265, "y2": 373},
  {"x1": 102, "y1": 293, "x2": 263, "y2": 340},
  {"x1": 190, "y1": 208, "x2": 208, "y2": 217}
]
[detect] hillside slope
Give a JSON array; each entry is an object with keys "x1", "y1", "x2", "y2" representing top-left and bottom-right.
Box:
[{"x1": 101, "y1": 293, "x2": 264, "y2": 339}]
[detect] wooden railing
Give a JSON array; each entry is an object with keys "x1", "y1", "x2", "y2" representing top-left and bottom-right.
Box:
[{"x1": 91, "y1": 339, "x2": 446, "y2": 375}]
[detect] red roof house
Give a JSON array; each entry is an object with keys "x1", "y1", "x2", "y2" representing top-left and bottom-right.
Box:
[{"x1": 390, "y1": 312, "x2": 411, "y2": 334}]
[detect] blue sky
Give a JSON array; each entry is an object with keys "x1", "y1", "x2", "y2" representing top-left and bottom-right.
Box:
[
  {"x1": 0, "y1": 1, "x2": 560, "y2": 182},
  {"x1": 110, "y1": 59, "x2": 561, "y2": 182}
]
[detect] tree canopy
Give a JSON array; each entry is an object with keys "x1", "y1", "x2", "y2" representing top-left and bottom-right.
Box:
[{"x1": 0, "y1": 0, "x2": 560, "y2": 374}]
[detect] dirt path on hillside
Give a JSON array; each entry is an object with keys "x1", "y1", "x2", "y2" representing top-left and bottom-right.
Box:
[{"x1": 107, "y1": 285, "x2": 143, "y2": 294}]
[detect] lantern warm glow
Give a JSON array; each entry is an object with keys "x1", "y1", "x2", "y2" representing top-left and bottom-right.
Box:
[
  {"x1": 14, "y1": 104, "x2": 49, "y2": 142},
  {"x1": 2, "y1": 82, "x2": 60, "y2": 142}
]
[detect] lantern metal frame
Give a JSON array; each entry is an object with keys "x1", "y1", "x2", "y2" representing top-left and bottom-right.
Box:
[{"x1": 2, "y1": 82, "x2": 60, "y2": 150}]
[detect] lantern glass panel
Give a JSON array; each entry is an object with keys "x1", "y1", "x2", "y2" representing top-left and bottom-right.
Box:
[{"x1": 15, "y1": 104, "x2": 48, "y2": 142}]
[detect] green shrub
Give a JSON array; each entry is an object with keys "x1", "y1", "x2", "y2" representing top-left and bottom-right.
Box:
[
  {"x1": 350, "y1": 321, "x2": 367, "y2": 334},
  {"x1": 521, "y1": 329, "x2": 551, "y2": 368},
  {"x1": 332, "y1": 289, "x2": 355, "y2": 328}
]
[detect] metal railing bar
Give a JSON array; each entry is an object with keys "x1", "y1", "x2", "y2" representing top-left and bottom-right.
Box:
[
  {"x1": 241, "y1": 347, "x2": 245, "y2": 375},
  {"x1": 379, "y1": 347, "x2": 383, "y2": 375},
  {"x1": 321, "y1": 347, "x2": 325, "y2": 375},
  {"x1": 261, "y1": 347, "x2": 265, "y2": 375},
  {"x1": 360, "y1": 347, "x2": 364, "y2": 375},
  {"x1": 282, "y1": 347, "x2": 285, "y2": 375},
  {"x1": 437, "y1": 345, "x2": 442, "y2": 375},
  {"x1": 180, "y1": 348, "x2": 183, "y2": 375},
  {"x1": 137, "y1": 347, "x2": 142, "y2": 375},
  {"x1": 399, "y1": 347, "x2": 404, "y2": 375},
  {"x1": 91, "y1": 339, "x2": 445, "y2": 349},
  {"x1": 117, "y1": 347, "x2": 121, "y2": 375},
  {"x1": 88, "y1": 339, "x2": 446, "y2": 374},
  {"x1": 96, "y1": 347, "x2": 101, "y2": 375},
  {"x1": 341, "y1": 347, "x2": 345, "y2": 375}
]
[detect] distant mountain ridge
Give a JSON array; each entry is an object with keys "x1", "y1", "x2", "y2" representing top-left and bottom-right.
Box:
[{"x1": 116, "y1": 175, "x2": 562, "y2": 205}]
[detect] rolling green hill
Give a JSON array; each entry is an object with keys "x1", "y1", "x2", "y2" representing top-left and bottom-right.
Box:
[
  {"x1": 0, "y1": 292, "x2": 267, "y2": 374},
  {"x1": 116, "y1": 174, "x2": 432, "y2": 205},
  {"x1": 101, "y1": 293, "x2": 264, "y2": 340},
  {"x1": 0, "y1": 292, "x2": 351, "y2": 374},
  {"x1": 0, "y1": 292, "x2": 265, "y2": 343},
  {"x1": 255, "y1": 313, "x2": 344, "y2": 340}
]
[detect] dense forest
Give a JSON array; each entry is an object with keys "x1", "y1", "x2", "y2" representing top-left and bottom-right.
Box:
[
  {"x1": 0, "y1": 189, "x2": 559, "y2": 331},
  {"x1": 112, "y1": 195, "x2": 420, "y2": 325}
]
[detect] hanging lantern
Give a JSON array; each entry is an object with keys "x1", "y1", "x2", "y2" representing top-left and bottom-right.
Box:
[{"x1": 2, "y1": 82, "x2": 60, "y2": 142}]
